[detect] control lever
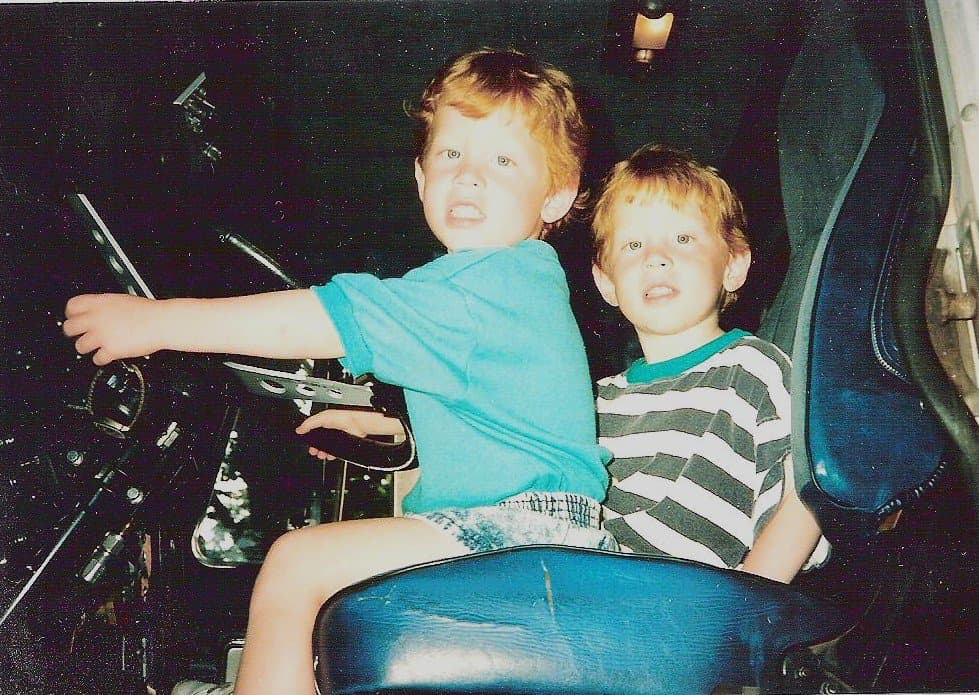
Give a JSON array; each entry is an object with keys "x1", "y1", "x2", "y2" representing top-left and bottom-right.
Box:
[
  {"x1": 224, "y1": 361, "x2": 416, "y2": 472},
  {"x1": 219, "y1": 231, "x2": 299, "y2": 290}
]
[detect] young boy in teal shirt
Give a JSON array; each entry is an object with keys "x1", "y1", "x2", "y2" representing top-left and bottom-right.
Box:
[{"x1": 65, "y1": 49, "x2": 615, "y2": 694}]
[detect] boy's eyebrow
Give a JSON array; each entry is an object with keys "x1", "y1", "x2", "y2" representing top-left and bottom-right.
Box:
[{"x1": 424, "y1": 138, "x2": 454, "y2": 153}]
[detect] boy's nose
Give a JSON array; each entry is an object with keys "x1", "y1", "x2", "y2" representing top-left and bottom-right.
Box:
[
  {"x1": 453, "y1": 162, "x2": 484, "y2": 188},
  {"x1": 644, "y1": 248, "x2": 672, "y2": 268}
]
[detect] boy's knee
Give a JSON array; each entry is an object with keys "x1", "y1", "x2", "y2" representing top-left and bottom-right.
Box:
[
  {"x1": 262, "y1": 527, "x2": 317, "y2": 577},
  {"x1": 252, "y1": 528, "x2": 334, "y2": 604}
]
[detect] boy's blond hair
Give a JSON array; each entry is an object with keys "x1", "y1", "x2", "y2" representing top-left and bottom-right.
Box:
[
  {"x1": 408, "y1": 48, "x2": 588, "y2": 236},
  {"x1": 592, "y1": 144, "x2": 750, "y2": 309}
]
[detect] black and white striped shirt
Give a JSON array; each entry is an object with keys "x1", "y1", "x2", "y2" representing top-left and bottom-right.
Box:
[{"x1": 599, "y1": 330, "x2": 803, "y2": 568}]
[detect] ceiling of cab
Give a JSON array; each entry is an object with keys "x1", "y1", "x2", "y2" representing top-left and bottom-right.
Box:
[
  {"x1": 0, "y1": 0, "x2": 808, "y2": 375},
  {"x1": 251, "y1": 0, "x2": 802, "y2": 169},
  {"x1": 0, "y1": 1, "x2": 806, "y2": 232}
]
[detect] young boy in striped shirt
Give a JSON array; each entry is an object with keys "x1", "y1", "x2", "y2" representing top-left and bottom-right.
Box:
[{"x1": 590, "y1": 144, "x2": 829, "y2": 583}]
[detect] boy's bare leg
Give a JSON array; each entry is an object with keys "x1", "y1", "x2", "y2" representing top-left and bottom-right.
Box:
[{"x1": 233, "y1": 516, "x2": 468, "y2": 695}]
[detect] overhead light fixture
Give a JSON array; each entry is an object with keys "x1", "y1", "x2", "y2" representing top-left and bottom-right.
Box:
[
  {"x1": 603, "y1": 0, "x2": 686, "y2": 72},
  {"x1": 632, "y1": 0, "x2": 680, "y2": 63}
]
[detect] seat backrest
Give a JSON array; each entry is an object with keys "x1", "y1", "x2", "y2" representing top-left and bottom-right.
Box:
[
  {"x1": 757, "y1": 0, "x2": 948, "y2": 543},
  {"x1": 758, "y1": 3, "x2": 882, "y2": 352}
]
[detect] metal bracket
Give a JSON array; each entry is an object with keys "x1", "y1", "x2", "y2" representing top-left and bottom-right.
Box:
[
  {"x1": 173, "y1": 72, "x2": 221, "y2": 162},
  {"x1": 774, "y1": 634, "x2": 856, "y2": 694}
]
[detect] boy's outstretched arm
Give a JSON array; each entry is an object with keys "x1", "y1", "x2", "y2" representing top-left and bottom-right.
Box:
[
  {"x1": 739, "y1": 455, "x2": 823, "y2": 584},
  {"x1": 64, "y1": 289, "x2": 344, "y2": 365}
]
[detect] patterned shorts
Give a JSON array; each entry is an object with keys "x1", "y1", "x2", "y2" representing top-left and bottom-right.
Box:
[{"x1": 406, "y1": 491, "x2": 619, "y2": 553}]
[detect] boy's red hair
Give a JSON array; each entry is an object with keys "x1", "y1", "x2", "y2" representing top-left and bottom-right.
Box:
[{"x1": 409, "y1": 48, "x2": 588, "y2": 235}]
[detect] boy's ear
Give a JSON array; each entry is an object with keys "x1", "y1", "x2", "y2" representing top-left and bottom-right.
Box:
[
  {"x1": 592, "y1": 263, "x2": 619, "y2": 307},
  {"x1": 541, "y1": 186, "x2": 577, "y2": 224},
  {"x1": 723, "y1": 248, "x2": 752, "y2": 293},
  {"x1": 414, "y1": 158, "x2": 426, "y2": 201}
]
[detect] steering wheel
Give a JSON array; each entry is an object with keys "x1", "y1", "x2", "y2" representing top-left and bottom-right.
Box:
[{"x1": 70, "y1": 190, "x2": 416, "y2": 473}]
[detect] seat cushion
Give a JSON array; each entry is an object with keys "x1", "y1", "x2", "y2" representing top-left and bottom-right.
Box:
[{"x1": 314, "y1": 546, "x2": 853, "y2": 695}]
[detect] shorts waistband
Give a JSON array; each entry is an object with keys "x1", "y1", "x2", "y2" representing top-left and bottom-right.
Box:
[{"x1": 495, "y1": 492, "x2": 602, "y2": 529}]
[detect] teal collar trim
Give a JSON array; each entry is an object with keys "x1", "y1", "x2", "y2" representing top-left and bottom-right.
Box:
[{"x1": 625, "y1": 329, "x2": 750, "y2": 384}]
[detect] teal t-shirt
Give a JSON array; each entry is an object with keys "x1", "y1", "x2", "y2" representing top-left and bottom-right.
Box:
[{"x1": 312, "y1": 239, "x2": 610, "y2": 513}]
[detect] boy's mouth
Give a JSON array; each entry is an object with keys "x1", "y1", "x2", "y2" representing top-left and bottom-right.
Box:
[
  {"x1": 449, "y1": 203, "x2": 485, "y2": 221},
  {"x1": 644, "y1": 285, "x2": 676, "y2": 301}
]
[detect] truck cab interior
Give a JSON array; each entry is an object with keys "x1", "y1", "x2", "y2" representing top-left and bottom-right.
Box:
[{"x1": 2, "y1": 1, "x2": 978, "y2": 693}]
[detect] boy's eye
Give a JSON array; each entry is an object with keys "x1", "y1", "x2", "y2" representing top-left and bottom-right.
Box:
[
  {"x1": 496, "y1": 155, "x2": 512, "y2": 167},
  {"x1": 445, "y1": 149, "x2": 461, "y2": 160},
  {"x1": 625, "y1": 240, "x2": 643, "y2": 251},
  {"x1": 676, "y1": 233, "x2": 692, "y2": 244}
]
